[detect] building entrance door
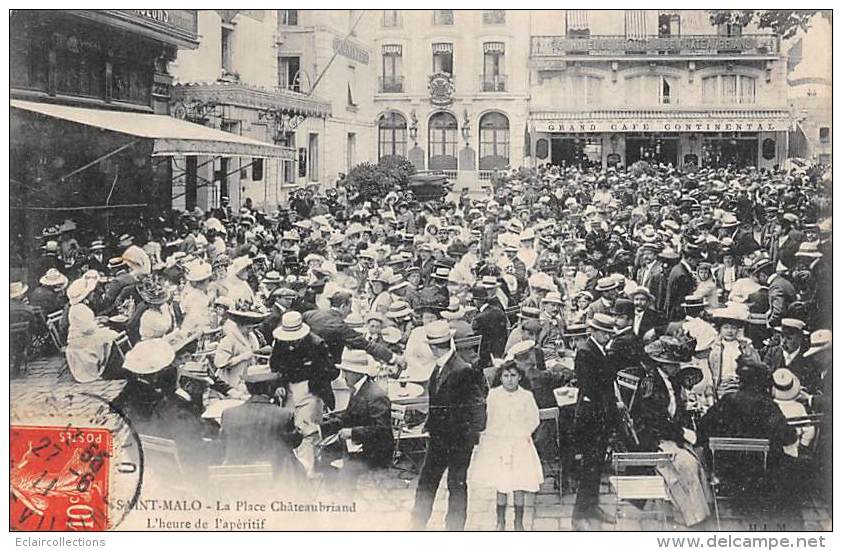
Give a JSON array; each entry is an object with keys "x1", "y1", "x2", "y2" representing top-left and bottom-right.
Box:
[{"x1": 626, "y1": 135, "x2": 679, "y2": 166}]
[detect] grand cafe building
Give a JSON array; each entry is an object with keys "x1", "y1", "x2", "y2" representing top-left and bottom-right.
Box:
[{"x1": 527, "y1": 10, "x2": 794, "y2": 170}]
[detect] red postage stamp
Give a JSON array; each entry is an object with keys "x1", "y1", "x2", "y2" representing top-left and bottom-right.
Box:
[{"x1": 10, "y1": 425, "x2": 112, "y2": 531}]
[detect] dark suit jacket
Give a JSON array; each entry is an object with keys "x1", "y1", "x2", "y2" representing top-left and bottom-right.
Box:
[
  {"x1": 665, "y1": 261, "x2": 696, "y2": 321},
  {"x1": 270, "y1": 332, "x2": 338, "y2": 409},
  {"x1": 472, "y1": 303, "x2": 508, "y2": 368},
  {"x1": 321, "y1": 378, "x2": 393, "y2": 468},
  {"x1": 573, "y1": 338, "x2": 617, "y2": 438},
  {"x1": 770, "y1": 229, "x2": 804, "y2": 269},
  {"x1": 609, "y1": 327, "x2": 646, "y2": 370},
  {"x1": 732, "y1": 227, "x2": 761, "y2": 257},
  {"x1": 303, "y1": 308, "x2": 393, "y2": 364},
  {"x1": 629, "y1": 366, "x2": 686, "y2": 451},
  {"x1": 634, "y1": 308, "x2": 664, "y2": 338},
  {"x1": 425, "y1": 352, "x2": 488, "y2": 449},
  {"x1": 767, "y1": 274, "x2": 796, "y2": 327},
  {"x1": 220, "y1": 395, "x2": 302, "y2": 474}
]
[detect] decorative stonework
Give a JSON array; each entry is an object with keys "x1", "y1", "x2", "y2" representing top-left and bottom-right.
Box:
[{"x1": 428, "y1": 72, "x2": 455, "y2": 106}]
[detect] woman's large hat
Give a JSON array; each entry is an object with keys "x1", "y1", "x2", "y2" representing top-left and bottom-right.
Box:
[
  {"x1": 645, "y1": 335, "x2": 693, "y2": 365},
  {"x1": 771, "y1": 368, "x2": 801, "y2": 401},
  {"x1": 123, "y1": 338, "x2": 175, "y2": 375},
  {"x1": 803, "y1": 329, "x2": 832, "y2": 358},
  {"x1": 185, "y1": 261, "x2": 213, "y2": 283},
  {"x1": 228, "y1": 300, "x2": 270, "y2": 326},
  {"x1": 66, "y1": 277, "x2": 97, "y2": 305},
  {"x1": 710, "y1": 304, "x2": 749, "y2": 324},
  {"x1": 337, "y1": 349, "x2": 378, "y2": 376},
  {"x1": 272, "y1": 311, "x2": 311, "y2": 341},
  {"x1": 229, "y1": 255, "x2": 253, "y2": 275},
  {"x1": 137, "y1": 276, "x2": 170, "y2": 305},
  {"x1": 425, "y1": 320, "x2": 455, "y2": 346},
  {"x1": 39, "y1": 268, "x2": 69, "y2": 289}
]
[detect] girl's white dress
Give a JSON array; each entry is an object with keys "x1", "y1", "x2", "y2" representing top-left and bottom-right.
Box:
[{"x1": 470, "y1": 386, "x2": 544, "y2": 493}]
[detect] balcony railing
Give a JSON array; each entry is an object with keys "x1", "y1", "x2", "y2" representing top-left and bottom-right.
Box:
[
  {"x1": 480, "y1": 74, "x2": 507, "y2": 92},
  {"x1": 379, "y1": 75, "x2": 405, "y2": 93},
  {"x1": 531, "y1": 34, "x2": 780, "y2": 57}
]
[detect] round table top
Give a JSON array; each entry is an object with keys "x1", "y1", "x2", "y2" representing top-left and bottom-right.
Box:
[{"x1": 387, "y1": 381, "x2": 425, "y2": 401}]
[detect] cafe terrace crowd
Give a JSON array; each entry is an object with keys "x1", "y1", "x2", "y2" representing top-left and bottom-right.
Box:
[{"x1": 9, "y1": 161, "x2": 833, "y2": 531}]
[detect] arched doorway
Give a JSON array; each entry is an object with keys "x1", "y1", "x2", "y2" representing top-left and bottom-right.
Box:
[
  {"x1": 478, "y1": 112, "x2": 510, "y2": 170},
  {"x1": 377, "y1": 111, "x2": 408, "y2": 160},
  {"x1": 428, "y1": 111, "x2": 458, "y2": 171}
]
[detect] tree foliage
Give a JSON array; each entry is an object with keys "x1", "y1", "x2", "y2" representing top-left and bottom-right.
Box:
[
  {"x1": 708, "y1": 10, "x2": 829, "y2": 39},
  {"x1": 343, "y1": 156, "x2": 416, "y2": 204}
]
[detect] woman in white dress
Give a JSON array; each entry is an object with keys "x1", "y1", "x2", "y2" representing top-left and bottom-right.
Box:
[{"x1": 471, "y1": 361, "x2": 543, "y2": 531}]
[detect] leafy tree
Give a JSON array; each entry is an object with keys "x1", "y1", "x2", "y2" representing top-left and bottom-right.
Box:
[
  {"x1": 377, "y1": 156, "x2": 416, "y2": 187},
  {"x1": 708, "y1": 10, "x2": 830, "y2": 39},
  {"x1": 345, "y1": 162, "x2": 393, "y2": 204}
]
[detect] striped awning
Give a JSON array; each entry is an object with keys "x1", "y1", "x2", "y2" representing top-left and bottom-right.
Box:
[
  {"x1": 432, "y1": 42, "x2": 453, "y2": 54},
  {"x1": 625, "y1": 10, "x2": 647, "y2": 40},
  {"x1": 382, "y1": 44, "x2": 402, "y2": 55},
  {"x1": 566, "y1": 10, "x2": 589, "y2": 31}
]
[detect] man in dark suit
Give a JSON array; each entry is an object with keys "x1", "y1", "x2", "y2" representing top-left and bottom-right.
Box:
[
  {"x1": 411, "y1": 321, "x2": 488, "y2": 531},
  {"x1": 259, "y1": 287, "x2": 297, "y2": 344},
  {"x1": 320, "y1": 349, "x2": 393, "y2": 486},
  {"x1": 471, "y1": 284, "x2": 508, "y2": 369},
  {"x1": 769, "y1": 213, "x2": 804, "y2": 270},
  {"x1": 609, "y1": 298, "x2": 645, "y2": 371},
  {"x1": 220, "y1": 365, "x2": 303, "y2": 480},
  {"x1": 664, "y1": 249, "x2": 698, "y2": 322},
  {"x1": 572, "y1": 313, "x2": 618, "y2": 529},
  {"x1": 303, "y1": 290, "x2": 401, "y2": 367},
  {"x1": 766, "y1": 269, "x2": 797, "y2": 328},
  {"x1": 630, "y1": 286, "x2": 663, "y2": 338},
  {"x1": 762, "y1": 318, "x2": 809, "y2": 375}
]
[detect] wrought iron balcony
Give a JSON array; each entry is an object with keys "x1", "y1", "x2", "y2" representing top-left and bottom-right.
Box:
[
  {"x1": 480, "y1": 74, "x2": 506, "y2": 92},
  {"x1": 379, "y1": 75, "x2": 405, "y2": 93},
  {"x1": 531, "y1": 34, "x2": 780, "y2": 58}
]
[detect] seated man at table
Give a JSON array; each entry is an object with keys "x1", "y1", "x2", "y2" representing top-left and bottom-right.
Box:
[
  {"x1": 220, "y1": 364, "x2": 303, "y2": 481},
  {"x1": 320, "y1": 349, "x2": 393, "y2": 488}
]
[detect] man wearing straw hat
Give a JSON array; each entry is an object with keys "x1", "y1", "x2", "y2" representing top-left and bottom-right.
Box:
[
  {"x1": 320, "y1": 349, "x2": 393, "y2": 486},
  {"x1": 410, "y1": 320, "x2": 487, "y2": 531},
  {"x1": 30, "y1": 268, "x2": 69, "y2": 316},
  {"x1": 271, "y1": 311, "x2": 338, "y2": 478}
]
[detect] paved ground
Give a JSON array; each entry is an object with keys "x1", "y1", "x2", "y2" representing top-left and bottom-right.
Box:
[{"x1": 11, "y1": 355, "x2": 832, "y2": 532}]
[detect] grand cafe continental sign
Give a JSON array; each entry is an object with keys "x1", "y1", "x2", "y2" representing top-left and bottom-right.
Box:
[{"x1": 532, "y1": 113, "x2": 794, "y2": 133}]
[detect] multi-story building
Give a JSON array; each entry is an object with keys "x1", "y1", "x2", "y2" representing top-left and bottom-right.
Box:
[
  {"x1": 170, "y1": 9, "x2": 330, "y2": 211},
  {"x1": 785, "y1": 13, "x2": 832, "y2": 165},
  {"x1": 370, "y1": 9, "x2": 531, "y2": 188},
  {"x1": 528, "y1": 10, "x2": 793, "y2": 170},
  {"x1": 275, "y1": 9, "x2": 377, "y2": 192}
]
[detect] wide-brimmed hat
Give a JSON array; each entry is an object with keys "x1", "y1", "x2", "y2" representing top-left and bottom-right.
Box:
[
  {"x1": 386, "y1": 300, "x2": 413, "y2": 319},
  {"x1": 338, "y1": 349, "x2": 378, "y2": 376},
  {"x1": 229, "y1": 256, "x2": 253, "y2": 275},
  {"x1": 595, "y1": 276, "x2": 620, "y2": 293},
  {"x1": 381, "y1": 326, "x2": 402, "y2": 345},
  {"x1": 519, "y1": 306, "x2": 541, "y2": 320},
  {"x1": 771, "y1": 368, "x2": 801, "y2": 401},
  {"x1": 611, "y1": 298, "x2": 635, "y2": 318},
  {"x1": 431, "y1": 267, "x2": 451, "y2": 281},
  {"x1": 658, "y1": 248, "x2": 680, "y2": 261},
  {"x1": 262, "y1": 270, "x2": 284, "y2": 285},
  {"x1": 480, "y1": 275, "x2": 500, "y2": 288},
  {"x1": 681, "y1": 295, "x2": 707, "y2": 309},
  {"x1": 123, "y1": 338, "x2": 175, "y2": 375},
  {"x1": 508, "y1": 339, "x2": 535, "y2": 359},
  {"x1": 720, "y1": 213, "x2": 740, "y2": 228},
  {"x1": 273, "y1": 311, "x2": 311, "y2": 341},
  {"x1": 645, "y1": 335, "x2": 693, "y2": 365},
  {"x1": 588, "y1": 313, "x2": 616, "y2": 333},
  {"x1": 750, "y1": 254, "x2": 773, "y2": 275},
  {"x1": 795, "y1": 242, "x2": 823, "y2": 259},
  {"x1": 185, "y1": 262, "x2": 213, "y2": 282},
  {"x1": 39, "y1": 268, "x2": 69, "y2": 290},
  {"x1": 776, "y1": 318, "x2": 807, "y2": 334},
  {"x1": 711, "y1": 304, "x2": 748, "y2": 324},
  {"x1": 228, "y1": 301, "x2": 270, "y2": 325},
  {"x1": 244, "y1": 364, "x2": 281, "y2": 384},
  {"x1": 118, "y1": 233, "x2": 134, "y2": 247},
  {"x1": 66, "y1": 277, "x2": 96, "y2": 305},
  {"x1": 89, "y1": 240, "x2": 105, "y2": 251},
  {"x1": 364, "y1": 311, "x2": 386, "y2": 325},
  {"x1": 629, "y1": 285, "x2": 654, "y2": 300},
  {"x1": 10, "y1": 281, "x2": 29, "y2": 300},
  {"x1": 803, "y1": 329, "x2": 832, "y2": 358},
  {"x1": 425, "y1": 320, "x2": 455, "y2": 345}
]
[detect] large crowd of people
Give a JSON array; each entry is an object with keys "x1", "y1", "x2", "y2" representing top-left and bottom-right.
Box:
[{"x1": 9, "y1": 160, "x2": 833, "y2": 530}]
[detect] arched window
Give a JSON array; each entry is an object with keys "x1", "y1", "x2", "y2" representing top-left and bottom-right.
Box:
[
  {"x1": 428, "y1": 112, "x2": 458, "y2": 170},
  {"x1": 378, "y1": 111, "x2": 407, "y2": 160},
  {"x1": 479, "y1": 112, "x2": 510, "y2": 170}
]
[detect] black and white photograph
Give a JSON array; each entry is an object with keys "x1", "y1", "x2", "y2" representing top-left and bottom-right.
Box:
[{"x1": 7, "y1": 6, "x2": 834, "y2": 536}]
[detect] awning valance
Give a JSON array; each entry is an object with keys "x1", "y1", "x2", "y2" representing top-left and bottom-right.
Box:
[
  {"x1": 432, "y1": 42, "x2": 453, "y2": 54},
  {"x1": 11, "y1": 99, "x2": 294, "y2": 159},
  {"x1": 483, "y1": 41, "x2": 505, "y2": 54}
]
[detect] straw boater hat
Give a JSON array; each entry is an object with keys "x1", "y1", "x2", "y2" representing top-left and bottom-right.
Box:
[
  {"x1": 387, "y1": 300, "x2": 413, "y2": 320},
  {"x1": 10, "y1": 282, "x2": 28, "y2": 300},
  {"x1": 594, "y1": 276, "x2": 620, "y2": 293},
  {"x1": 750, "y1": 254, "x2": 773, "y2": 275},
  {"x1": 541, "y1": 291, "x2": 564, "y2": 305},
  {"x1": 563, "y1": 323, "x2": 588, "y2": 339},
  {"x1": 364, "y1": 311, "x2": 386, "y2": 324},
  {"x1": 795, "y1": 242, "x2": 823, "y2": 260},
  {"x1": 776, "y1": 318, "x2": 807, "y2": 334},
  {"x1": 425, "y1": 320, "x2": 455, "y2": 346},
  {"x1": 381, "y1": 326, "x2": 402, "y2": 345},
  {"x1": 123, "y1": 338, "x2": 175, "y2": 376},
  {"x1": 441, "y1": 299, "x2": 467, "y2": 320},
  {"x1": 345, "y1": 313, "x2": 365, "y2": 333},
  {"x1": 185, "y1": 262, "x2": 213, "y2": 283},
  {"x1": 273, "y1": 311, "x2": 311, "y2": 341},
  {"x1": 803, "y1": 329, "x2": 832, "y2": 358},
  {"x1": 507, "y1": 339, "x2": 535, "y2": 360},
  {"x1": 338, "y1": 349, "x2": 378, "y2": 376},
  {"x1": 118, "y1": 233, "x2": 134, "y2": 248},
  {"x1": 680, "y1": 295, "x2": 707, "y2": 309},
  {"x1": 629, "y1": 285, "x2": 654, "y2": 300},
  {"x1": 771, "y1": 368, "x2": 801, "y2": 401},
  {"x1": 518, "y1": 306, "x2": 541, "y2": 320},
  {"x1": 89, "y1": 240, "x2": 105, "y2": 251},
  {"x1": 710, "y1": 304, "x2": 749, "y2": 324},
  {"x1": 588, "y1": 313, "x2": 616, "y2": 333},
  {"x1": 262, "y1": 271, "x2": 284, "y2": 285}
]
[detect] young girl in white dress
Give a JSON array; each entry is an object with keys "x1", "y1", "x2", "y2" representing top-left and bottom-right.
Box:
[{"x1": 471, "y1": 361, "x2": 544, "y2": 531}]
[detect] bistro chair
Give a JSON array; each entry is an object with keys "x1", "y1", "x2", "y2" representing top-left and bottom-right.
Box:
[
  {"x1": 46, "y1": 310, "x2": 69, "y2": 379},
  {"x1": 538, "y1": 406, "x2": 564, "y2": 499},
  {"x1": 391, "y1": 402, "x2": 429, "y2": 475},
  {"x1": 504, "y1": 305, "x2": 521, "y2": 327},
  {"x1": 609, "y1": 451, "x2": 674, "y2": 528},
  {"x1": 112, "y1": 331, "x2": 133, "y2": 365},
  {"x1": 787, "y1": 414, "x2": 825, "y2": 459},
  {"x1": 707, "y1": 437, "x2": 770, "y2": 530}
]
